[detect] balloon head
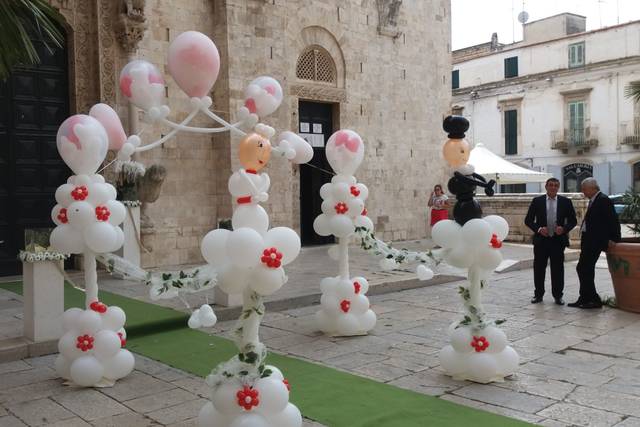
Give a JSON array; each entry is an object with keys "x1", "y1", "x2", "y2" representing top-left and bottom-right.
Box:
[
  {"x1": 443, "y1": 115, "x2": 469, "y2": 139},
  {"x1": 238, "y1": 133, "x2": 272, "y2": 172},
  {"x1": 443, "y1": 138, "x2": 471, "y2": 168}
]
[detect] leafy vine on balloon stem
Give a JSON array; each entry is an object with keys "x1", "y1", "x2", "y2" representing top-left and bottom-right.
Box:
[
  {"x1": 456, "y1": 267, "x2": 505, "y2": 331},
  {"x1": 355, "y1": 226, "x2": 439, "y2": 267}
]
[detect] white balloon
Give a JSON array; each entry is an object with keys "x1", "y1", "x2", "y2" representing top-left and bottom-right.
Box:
[
  {"x1": 349, "y1": 294, "x2": 370, "y2": 315},
  {"x1": 379, "y1": 257, "x2": 397, "y2": 271},
  {"x1": 102, "y1": 349, "x2": 135, "y2": 380},
  {"x1": 62, "y1": 308, "x2": 83, "y2": 331},
  {"x1": 439, "y1": 345, "x2": 466, "y2": 375},
  {"x1": 432, "y1": 220, "x2": 461, "y2": 249},
  {"x1": 450, "y1": 326, "x2": 473, "y2": 353},
  {"x1": 462, "y1": 218, "x2": 492, "y2": 249},
  {"x1": 87, "y1": 183, "x2": 112, "y2": 206},
  {"x1": 332, "y1": 183, "x2": 351, "y2": 201},
  {"x1": 254, "y1": 376, "x2": 289, "y2": 414},
  {"x1": 67, "y1": 201, "x2": 95, "y2": 229},
  {"x1": 352, "y1": 276, "x2": 369, "y2": 294},
  {"x1": 201, "y1": 229, "x2": 231, "y2": 267},
  {"x1": 319, "y1": 277, "x2": 337, "y2": 293},
  {"x1": 494, "y1": 346, "x2": 520, "y2": 375},
  {"x1": 55, "y1": 354, "x2": 71, "y2": 379},
  {"x1": 188, "y1": 309, "x2": 202, "y2": 329},
  {"x1": 51, "y1": 204, "x2": 65, "y2": 226},
  {"x1": 264, "y1": 365, "x2": 284, "y2": 381},
  {"x1": 346, "y1": 198, "x2": 364, "y2": 218},
  {"x1": 217, "y1": 265, "x2": 250, "y2": 295},
  {"x1": 229, "y1": 414, "x2": 269, "y2": 427},
  {"x1": 331, "y1": 174, "x2": 357, "y2": 185},
  {"x1": 266, "y1": 403, "x2": 303, "y2": 427},
  {"x1": 326, "y1": 130, "x2": 364, "y2": 176},
  {"x1": 468, "y1": 353, "x2": 499, "y2": 382},
  {"x1": 226, "y1": 228, "x2": 263, "y2": 268},
  {"x1": 329, "y1": 215, "x2": 354, "y2": 238},
  {"x1": 445, "y1": 246, "x2": 475, "y2": 268},
  {"x1": 55, "y1": 183, "x2": 75, "y2": 206},
  {"x1": 319, "y1": 183, "x2": 332, "y2": 200},
  {"x1": 336, "y1": 278, "x2": 356, "y2": 299},
  {"x1": 198, "y1": 304, "x2": 217, "y2": 327},
  {"x1": 484, "y1": 215, "x2": 509, "y2": 241},
  {"x1": 212, "y1": 380, "x2": 244, "y2": 416},
  {"x1": 198, "y1": 401, "x2": 230, "y2": 427},
  {"x1": 484, "y1": 327, "x2": 508, "y2": 353},
  {"x1": 51, "y1": 224, "x2": 84, "y2": 254},
  {"x1": 70, "y1": 355, "x2": 104, "y2": 387},
  {"x1": 264, "y1": 227, "x2": 300, "y2": 265},
  {"x1": 102, "y1": 306, "x2": 126, "y2": 331},
  {"x1": 277, "y1": 131, "x2": 313, "y2": 164},
  {"x1": 84, "y1": 222, "x2": 120, "y2": 253},
  {"x1": 58, "y1": 331, "x2": 82, "y2": 360},
  {"x1": 416, "y1": 264, "x2": 434, "y2": 281},
  {"x1": 93, "y1": 330, "x2": 121, "y2": 360},
  {"x1": 313, "y1": 214, "x2": 332, "y2": 237},
  {"x1": 106, "y1": 200, "x2": 126, "y2": 225},
  {"x1": 475, "y1": 248, "x2": 502, "y2": 271},
  {"x1": 327, "y1": 244, "x2": 340, "y2": 260},
  {"x1": 336, "y1": 313, "x2": 360, "y2": 336},
  {"x1": 232, "y1": 204, "x2": 269, "y2": 235},
  {"x1": 113, "y1": 226, "x2": 125, "y2": 251},
  {"x1": 320, "y1": 294, "x2": 340, "y2": 314},
  {"x1": 354, "y1": 215, "x2": 374, "y2": 231},
  {"x1": 355, "y1": 183, "x2": 369, "y2": 201},
  {"x1": 250, "y1": 266, "x2": 286, "y2": 296},
  {"x1": 78, "y1": 310, "x2": 102, "y2": 334},
  {"x1": 320, "y1": 199, "x2": 335, "y2": 215},
  {"x1": 359, "y1": 309, "x2": 377, "y2": 332}
]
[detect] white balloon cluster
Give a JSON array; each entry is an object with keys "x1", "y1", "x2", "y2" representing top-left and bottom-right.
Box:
[
  {"x1": 199, "y1": 366, "x2": 301, "y2": 427},
  {"x1": 440, "y1": 324, "x2": 519, "y2": 383},
  {"x1": 50, "y1": 115, "x2": 126, "y2": 255},
  {"x1": 433, "y1": 215, "x2": 519, "y2": 382},
  {"x1": 316, "y1": 276, "x2": 377, "y2": 336},
  {"x1": 188, "y1": 304, "x2": 218, "y2": 329},
  {"x1": 55, "y1": 303, "x2": 134, "y2": 387}
]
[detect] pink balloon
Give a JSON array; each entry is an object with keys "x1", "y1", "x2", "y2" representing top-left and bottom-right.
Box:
[
  {"x1": 56, "y1": 115, "x2": 109, "y2": 175},
  {"x1": 89, "y1": 104, "x2": 127, "y2": 151},
  {"x1": 167, "y1": 31, "x2": 220, "y2": 98},
  {"x1": 119, "y1": 60, "x2": 165, "y2": 110}
]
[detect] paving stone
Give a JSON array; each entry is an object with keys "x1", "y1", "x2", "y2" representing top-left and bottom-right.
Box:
[
  {"x1": 351, "y1": 361, "x2": 412, "y2": 382},
  {"x1": 52, "y1": 389, "x2": 129, "y2": 421},
  {"x1": 324, "y1": 351, "x2": 389, "y2": 370},
  {"x1": 166, "y1": 419, "x2": 197, "y2": 427},
  {"x1": 520, "y1": 362, "x2": 611, "y2": 387},
  {"x1": 100, "y1": 371, "x2": 175, "y2": 402},
  {"x1": 145, "y1": 398, "x2": 208, "y2": 425},
  {"x1": 0, "y1": 415, "x2": 27, "y2": 427},
  {"x1": 0, "y1": 361, "x2": 30, "y2": 375},
  {"x1": 125, "y1": 388, "x2": 198, "y2": 413},
  {"x1": 6, "y1": 398, "x2": 74, "y2": 426},
  {"x1": 477, "y1": 401, "x2": 545, "y2": 424},
  {"x1": 171, "y1": 376, "x2": 209, "y2": 397},
  {"x1": 91, "y1": 411, "x2": 160, "y2": 427},
  {"x1": 537, "y1": 419, "x2": 572, "y2": 427},
  {"x1": 536, "y1": 350, "x2": 616, "y2": 374},
  {"x1": 0, "y1": 367, "x2": 57, "y2": 389},
  {"x1": 0, "y1": 406, "x2": 6, "y2": 417},
  {"x1": 46, "y1": 418, "x2": 91, "y2": 427},
  {"x1": 493, "y1": 372, "x2": 576, "y2": 400},
  {"x1": 614, "y1": 417, "x2": 640, "y2": 426},
  {"x1": 538, "y1": 402, "x2": 624, "y2": 426},
  {"x1": 452, "y1": 383, "x2": 555, "y2": 414},
  {"x1": 388, "y1": 369, "x2": 464, "y2": 396},
  {"x1": 567, "y1": 386, "x2": 640, "y2": 418},
  {"x1": 514, "y1": 331, "x2": 584, "y2": 351},
  {"x1": 0, "y1": 379, "x2": 62, "y2": 404}
]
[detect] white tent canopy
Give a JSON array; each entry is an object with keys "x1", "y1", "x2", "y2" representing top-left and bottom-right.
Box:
[{"x1": 468, "y1": 143, "x2": 552, "y2": 185}]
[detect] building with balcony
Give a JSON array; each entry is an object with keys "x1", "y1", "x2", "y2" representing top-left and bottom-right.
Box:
[{"x1": 451, "y1": 13, "x2": 640, "y2": 194}]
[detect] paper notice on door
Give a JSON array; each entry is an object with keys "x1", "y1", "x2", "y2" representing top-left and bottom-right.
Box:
[
  {"x1": 299, "y1": 122, "x2": 310, "y2": 133},
  {"x1": 300, "y1": 133, "x2": 325, "y2": 147},
  {"x1": 313, "y1": 123, "x2": 323, "y2": 134}
]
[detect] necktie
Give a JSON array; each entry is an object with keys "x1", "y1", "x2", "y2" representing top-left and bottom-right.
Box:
[{"x1": 547, "y1": 198, "x2": 556, "y2": 236}]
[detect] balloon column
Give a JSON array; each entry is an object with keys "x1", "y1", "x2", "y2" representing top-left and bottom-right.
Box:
[
  {"x1": 435, "y1": 116, "x2": 519, "y2": 383},
  {"x1": 51, "y1": 114, "x2": 134, "y2": 387},
  {"x1": 198, "y1": 131, "x2": 310, "y2": 426},
  {"x1": 312, "y1": 130, "x2": 377, "y2": 336}
]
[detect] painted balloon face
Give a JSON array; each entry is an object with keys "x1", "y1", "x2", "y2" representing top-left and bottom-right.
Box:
[
  {"x1": 326, "y1": 130, "x2": 364, "y2": 176},
  {"x1": 443, "y1": 138, "x2": 470, "y2": 168},
  {"x1": 238, "y1": 133, "x2": 272, "y2": 172}
]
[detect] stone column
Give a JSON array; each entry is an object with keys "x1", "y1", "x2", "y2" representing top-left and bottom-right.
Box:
[
  {"x1": 22, "y1": 260, "x2": 64, "y2": 342},
  {"x1": 122, "y1": 205, "x2": 141, "y2": 268}
]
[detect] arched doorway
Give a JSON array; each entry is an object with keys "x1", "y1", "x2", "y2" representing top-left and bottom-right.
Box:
[
  {"x1": 0, "y1": 25, "x2": 70, "y2": 276},
  {"x1": 562, "y1": 162, "x2": 593, "y2": 192},
  {"x1": 297, "y1": 46, "x2": 339, "y2": 245}
]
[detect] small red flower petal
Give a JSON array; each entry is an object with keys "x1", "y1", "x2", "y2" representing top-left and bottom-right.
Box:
[{"x1": 340, "y1": 299, "x2": 351, "y2": 313}]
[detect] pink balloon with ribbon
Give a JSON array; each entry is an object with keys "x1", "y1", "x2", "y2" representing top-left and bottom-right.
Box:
[
  {"x1": 167, "y1": 31, "x2": 220, "y2": 98},
  {"x1": 326, "y1": 130, "x2": 365, "y2": 176},
  {"x1": 56, "y1": 115, "x2": 109, "y2": 175},
  {"x1": 89, "y1": 104, "x2": 127, "y2": 151},
  {"x1": 119, "y1": 60, "x2": 165, "y2": 111}
]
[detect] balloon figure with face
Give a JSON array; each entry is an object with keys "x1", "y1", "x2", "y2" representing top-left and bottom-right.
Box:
[
  {"x1": 443, "y1": 116, "x2": 496, "y2": 226},
  {"x1": 198, "y1": 133, "x2": 310, "y2": 427},
  {"x1": 51, "y1": 115, "x2": 135, "y2": 387},
  {"x1": 312, "y1": 130, "x2": 377, "y2": 337},
  {"x1": 433, "y1": 116, "x2": 519, "y2": 384}
]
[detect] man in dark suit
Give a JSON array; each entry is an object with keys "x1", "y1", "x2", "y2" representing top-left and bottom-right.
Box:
[
  {"x1": 568, "y1": 178, "x2": 622, "y2": 309},
  {"x1": 525, "y1": 177, "x2": 577, "y2": 305}
]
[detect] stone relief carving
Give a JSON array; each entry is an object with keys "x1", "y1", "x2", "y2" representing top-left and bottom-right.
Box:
[
  {"x1": 115, "y1": 0, "x2": 148, "y2": 54},
  {"x1": 290, "y1": 84, "x2": 346, "y2": 103},
  {"x1": 376, "y1": 0, "x2": 403, "y2": 38}
]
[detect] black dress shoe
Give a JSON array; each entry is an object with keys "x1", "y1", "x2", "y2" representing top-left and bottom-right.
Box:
[
  {"x1": 554, "y1": 298, "x2": 565, "y2": 305},
  {"x1": 578, "y1": 300, "x2": 603, "y2": 309},
  {"x1": 567, "y1": 300, "x2": 583, "y2": 308},
  {"x1": 530, "y1": 296, "x2": 543, "y2": 304}
]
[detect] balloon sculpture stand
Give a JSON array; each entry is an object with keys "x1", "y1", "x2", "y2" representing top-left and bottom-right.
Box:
[
  {"x1": 50, "y1": 116, "x2": 134, "y2": 386},
  {"x1": 435, "y1": 116, "x2": 519, "y2": 383},
  {"x1": 312, "y1": 131, "x2": 377, "y2": 337}
]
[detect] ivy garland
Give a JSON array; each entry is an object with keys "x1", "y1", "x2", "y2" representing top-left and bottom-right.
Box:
[
  {"x1": 354, "y1": 226, "x2": 439, "y2": 267},
  {"x1": 18, "y1": 250, "x2": 68, "y2": 263}
]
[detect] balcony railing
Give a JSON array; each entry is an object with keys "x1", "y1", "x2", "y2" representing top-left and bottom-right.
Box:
[
  {"x1": 551, "y1": 127, "x2": 599, "y2": 150},
  {"x1": 620, "y1": 118, "x2": 640, "y2": 147}
]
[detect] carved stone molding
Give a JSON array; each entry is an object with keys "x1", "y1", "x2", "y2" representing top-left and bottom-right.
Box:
[
  {"x1": 98, "y1": 0, "x2": 118, "y2": 105},
  {"x1": 115, "y1": 0, "x2": 148, "y2": 54},
  {"x1": 376, "y1": 0, "x2": 403, "y2": 38},
  {"x1": 290, "y1": 84, "x2": 346, "y2": 103}
]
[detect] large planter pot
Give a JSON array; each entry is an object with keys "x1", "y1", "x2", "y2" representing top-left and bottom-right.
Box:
[{"x1": 607, "y1": 238, "x2": 640, "y2": 313}]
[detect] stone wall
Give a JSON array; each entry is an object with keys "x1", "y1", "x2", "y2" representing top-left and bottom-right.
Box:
[{"x1": 476, "y1": 194, "x2": 589, "y2": 247}]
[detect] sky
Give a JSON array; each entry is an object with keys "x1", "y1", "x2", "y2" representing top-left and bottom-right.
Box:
[{"x1": 452, "y1": 0, "x2": 640, "y2": 50}]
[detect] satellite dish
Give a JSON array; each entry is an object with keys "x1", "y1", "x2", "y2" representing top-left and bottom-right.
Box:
[{"x1": 518, "y1": 11, "x2": 530, "y2": 24}]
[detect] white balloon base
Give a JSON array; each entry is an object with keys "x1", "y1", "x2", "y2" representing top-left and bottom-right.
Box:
[
  {"x1": 198, "y1": 365, "x2": 302, "y2": 427},
  {"x1": 55, "y1": 303, "x2": 134, "y2": 387},
  {"x1": 316, "y1": 276, "x2": 376, "y2": 337},
  {"x1": 439, "y1": 324, "x2": 519, "y2": 384}
]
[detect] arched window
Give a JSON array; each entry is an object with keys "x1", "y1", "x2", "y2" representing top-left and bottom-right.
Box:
[{"x1": 296, "y1": 46, "x2": 336, "y2": 85}]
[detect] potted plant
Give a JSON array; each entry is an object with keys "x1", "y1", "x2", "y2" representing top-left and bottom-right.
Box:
[{"x1": 606, "y1": 189, "x2": 640, "y2": 312}]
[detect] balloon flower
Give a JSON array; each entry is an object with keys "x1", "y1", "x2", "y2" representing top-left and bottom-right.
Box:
[
  {"x1": 436, "y1": 116, "x2": 519, "y2": 383},
  {"x1": 312, "y1": 130, "x2": 376, "y2": 336},
  {"x1": 51, "y1": 114, "x2": 134, "y2": 387}
]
